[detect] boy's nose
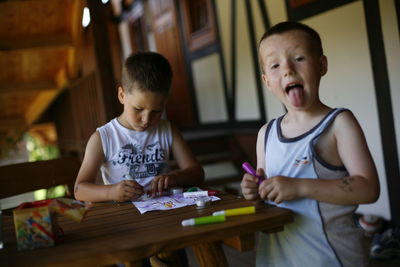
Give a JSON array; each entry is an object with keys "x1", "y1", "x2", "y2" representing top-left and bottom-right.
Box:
[
  {"x1": 283, "y1": 61, "x2": 295, "y2": 77},
  {"x1": 141, "y1": 113, "x2": 150, "y2": 125}
]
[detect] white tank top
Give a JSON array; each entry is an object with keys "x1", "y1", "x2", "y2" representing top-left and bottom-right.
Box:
[
  {"x1": 257, "y1": 108, "x2": 368, "y2": 267},
  {"x1": 97, "y1": 118, "x2": 172, "y2": 190}
]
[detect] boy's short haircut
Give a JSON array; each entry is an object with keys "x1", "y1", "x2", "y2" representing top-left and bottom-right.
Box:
[
  {"x1": 258, "y1": 21, "x2": 323, "y2": 73},
  {"x1": 121, "y1": 52, "x2": 173, "y2": 94}
]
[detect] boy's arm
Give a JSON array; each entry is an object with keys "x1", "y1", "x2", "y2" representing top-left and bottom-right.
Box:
[
  {"x1": 74, "y1": 131, "x2": 143, "y2": 202},
  {"x1": 260, "y1": 111, "x2": 380, "y2": 205},
  {"x1": 74, "y1": 131, "x2": 108, "y2": 201},
  {"x1": 151, "y1": 124, "x2": 204, "y2": 193}
]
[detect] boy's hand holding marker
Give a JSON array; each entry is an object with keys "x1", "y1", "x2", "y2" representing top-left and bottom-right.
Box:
[
  {"x1": 107, "y1": 174, "x2": 144, "y2": 202},
  {"x1": 241, "y1": 162, "x2": 266, "y2": 201},
  {"x1": 242, "y1": 162, "x2": 265, "y2": 184}
]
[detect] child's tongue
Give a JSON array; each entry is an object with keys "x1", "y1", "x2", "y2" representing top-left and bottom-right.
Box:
[{"x1": 287, "y1": 87, "x2": 304, "y2": 107}]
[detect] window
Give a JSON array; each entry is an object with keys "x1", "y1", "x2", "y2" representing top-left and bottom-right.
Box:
[
  {"x1": 285, "y1": 0, "x2": 356, "y2": 21},
  {"x1": 180, "y1": 0, "x2": 216, "y2": 52}
]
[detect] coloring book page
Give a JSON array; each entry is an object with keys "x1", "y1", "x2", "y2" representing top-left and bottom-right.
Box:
[{"x1": 132, "y1": 193, "x2": 220, "y2": 214}]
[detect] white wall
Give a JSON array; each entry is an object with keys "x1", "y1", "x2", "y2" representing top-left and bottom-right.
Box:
[
  {"x1": 192, "y1": 54, "x2": 228, "y2": 123},
  {"x1": 380, "y1": 0, "x2": 400, "y2": 178},
  {"x1": 234, "y1": 0, "x2": 260, "y2": 120}
]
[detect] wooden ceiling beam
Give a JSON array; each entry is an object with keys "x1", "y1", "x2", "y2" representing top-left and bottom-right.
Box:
[
  {"x1": 24, "y1": 88, "x2": 62, "y2": 125},
  {"x1": 25, "y1": 69, "x2": 67, "y2": 125},
  {"x1": 0, "y1": 34, "x2": 74, "y2": 51},
  {"x1": 0, "y1": 79, "x2": 58, "y2": 95}
]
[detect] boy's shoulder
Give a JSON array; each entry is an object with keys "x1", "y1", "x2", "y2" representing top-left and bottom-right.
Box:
[
  {"x1": 257, "y1": 119, "x2": 277, "y2": 140},
  {"x1": 329, "y1": 108, "x2": 357, "y2": 130}
]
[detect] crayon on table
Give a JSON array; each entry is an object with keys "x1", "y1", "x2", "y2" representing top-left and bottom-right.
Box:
[
  {"x1": 181, "y1": 215, "x2": 226, "y2": 226},
  {"x1": 242, "y1": 162, "x2": 264, "y2": 184},
  {"x1": 212, "y1": 206, "x2": 256, "y2": 216}
]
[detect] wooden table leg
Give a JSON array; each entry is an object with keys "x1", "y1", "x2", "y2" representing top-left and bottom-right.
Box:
[
  {"x1": 191, "y1": 241, "x2": 228, "y2": 267},
  {"x1": 223, "y1": 233, "x2": 255, "y2": 252}
]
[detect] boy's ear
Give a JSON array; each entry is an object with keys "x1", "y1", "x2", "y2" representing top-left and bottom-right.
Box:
[
  {"x1": 320, "y1": 55, "x2": 328, "y2": 76},
  {"x1": 117, "y1": 86, "x2": 125, "y2": 104},
  {"x1": 261, "y1": 74, "x2": 271, "y2": 91}
]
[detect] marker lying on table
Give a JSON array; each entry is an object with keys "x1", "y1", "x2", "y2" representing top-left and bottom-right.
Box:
[
  {"x1": 181, "y1": 215, "x2": 226, "y2": 226},
  {"x1": 212, "y1": 206, "x2": 256, "y2": 216},
  {"x1": 242, "y1": 162, "x2": 264, "y2": 184},
  {"x1": 183, "y1": 190, "x2": 219, "y2": 198}
]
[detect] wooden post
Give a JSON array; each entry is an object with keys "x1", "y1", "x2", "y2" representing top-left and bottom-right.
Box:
[
  {"x1": 87, "y1": 0, "x2": 120, "y2": 122},
  {"x1": 191, "y1": 241, "x2": 228, "y2": 267}
]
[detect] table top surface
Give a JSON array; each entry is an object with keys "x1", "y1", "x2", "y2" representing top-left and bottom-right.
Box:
[{"x1": 0, "y1": 192, "x2": 293, "y2": 266}]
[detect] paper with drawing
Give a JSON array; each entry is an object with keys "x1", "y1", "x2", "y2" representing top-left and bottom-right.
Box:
[{"x1": 132, "y1": 193, "x2": 220, "y2": 214}]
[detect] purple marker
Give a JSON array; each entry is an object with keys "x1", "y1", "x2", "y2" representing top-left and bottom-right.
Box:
[{"x1": 242, "y1": 162, "x2": 264, "y2": 184}]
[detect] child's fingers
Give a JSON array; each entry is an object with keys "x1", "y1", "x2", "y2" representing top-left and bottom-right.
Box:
[
  {"x1": 157, "y1": 178, "x2": 164, "y2": 194},
  {"x1": 243, "y1": 173, "x2": 259, "y2": 185},
  {"x1": 124, "y1": 181, "x2": 144, "y2": 197},
  {"x1": 125, "y1": 190, "x2": 143, "y2": 200},
  {"x1": 266, "y1": 190, "x2": 278, "y2": 202},
  {"x1": 164, "y1": 176, "x2": 170, "y2": 190},
  {"x1": 125, "y1": 180, "x2": 144, "y2": 190},
  {"x1": 256, "y1": 168, "x2": 265, "y2": 178},
  {"x1": 242, "y1": 187, "x2": 258, "y2": 197},
  {"x1": 150, "y1": 177, "x2": 164, "y2": 196}
]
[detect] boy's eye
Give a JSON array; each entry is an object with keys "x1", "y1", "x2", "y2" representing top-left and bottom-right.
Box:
[
  {"x1": 270, "y1": 64, "x2": 279, "y2": 69},
  {"x1": 134, "y1": 108, "x2": 143, "y2": 112},
  {"x1": 295, "y1": 56, "x2": 304, "y2": 62},
  {"x1": 151, "y1": 110, "x2": 163, "y2": 116}
]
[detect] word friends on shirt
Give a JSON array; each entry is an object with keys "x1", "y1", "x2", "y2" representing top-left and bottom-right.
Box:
[{"x1": 113, "y1": 141, "x2": 168, "y2": 179}]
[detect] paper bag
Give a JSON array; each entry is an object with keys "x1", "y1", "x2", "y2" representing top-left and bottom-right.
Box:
[{"x1": 13, "y1": 198, "x2": 88, "y2": 250}]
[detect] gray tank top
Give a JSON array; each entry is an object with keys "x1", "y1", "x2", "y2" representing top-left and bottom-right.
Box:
[{"x1": 256, "y1": 108, "x2": 368, "y2": 267}]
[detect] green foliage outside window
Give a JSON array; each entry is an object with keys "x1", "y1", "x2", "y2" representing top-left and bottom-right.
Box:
[
  {"x1": 25, "y1": 134, "x2": 67, "y2": 200},
  {"x1": 26, "y1": 134, "x2": 60, "y2": 162}
]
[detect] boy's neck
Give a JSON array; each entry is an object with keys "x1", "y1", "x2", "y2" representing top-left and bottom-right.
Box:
[
  {"x1": 281, "y1": 104, "x2": 331, "y2": 138},
  {"x1": 285, "y1": 103, "x2": 330, "y2": 122}
]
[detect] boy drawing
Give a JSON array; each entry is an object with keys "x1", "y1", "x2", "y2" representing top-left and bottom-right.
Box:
[
  {"x1": 241, "y1": 21, "x2": 380, "y2": 266},
  {"x1": 75, "y1": 52, "x2": 204, "y2": 202}
]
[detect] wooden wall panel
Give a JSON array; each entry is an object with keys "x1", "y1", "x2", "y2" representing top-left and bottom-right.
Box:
[
  {"x1": 149, "y1": 0, "x2": 194, "y2": 128},
  {"x1": 52, "y1": 73, "x2": 106, "y2": 159}
]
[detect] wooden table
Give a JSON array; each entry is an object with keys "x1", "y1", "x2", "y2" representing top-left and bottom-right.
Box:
[{"x1": 0, "y1": 193, "x2": 293, "y2": 266}]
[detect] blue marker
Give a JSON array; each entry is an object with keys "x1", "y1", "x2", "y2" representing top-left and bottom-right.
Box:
[{"x1": 242, "y1": 162, "x2": 264, "y2": 184}]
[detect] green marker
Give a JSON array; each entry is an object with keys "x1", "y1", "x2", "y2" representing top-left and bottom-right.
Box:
[{"x1": 181, "y1": 215, "x2": 226, "y2": 226}]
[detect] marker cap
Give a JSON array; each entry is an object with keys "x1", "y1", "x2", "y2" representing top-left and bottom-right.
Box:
[
  {"x1": 212, "y1": 211, "x2": 225, "y2": 216},
  {"x1": 182, "y1": 218, "x2": 195, "y2": 226},
  {"x1": 169, "y1": 187, "x2": 183, "y2": 195}
]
